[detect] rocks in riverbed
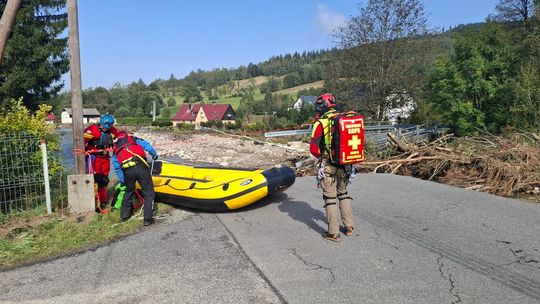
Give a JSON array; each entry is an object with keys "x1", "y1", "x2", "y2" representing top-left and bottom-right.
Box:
[{"x1": 135, "y1": 131, "x2": 310, "y2": 170}]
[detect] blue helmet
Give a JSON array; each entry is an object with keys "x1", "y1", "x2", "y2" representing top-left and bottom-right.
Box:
[{"x1": 99, "y1": 114, "x2": 115, "y2": 131}]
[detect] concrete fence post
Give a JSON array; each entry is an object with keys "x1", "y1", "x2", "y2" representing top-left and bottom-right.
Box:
[{"x1": 40, "y1": 140, "x2": 52, "y2": 214}]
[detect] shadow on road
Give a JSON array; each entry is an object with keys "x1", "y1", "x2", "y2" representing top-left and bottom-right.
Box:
[{"x1": 278, "y1": 195, "x2": 326, "y2": 234}]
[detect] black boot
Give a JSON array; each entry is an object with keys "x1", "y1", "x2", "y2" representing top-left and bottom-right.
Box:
[{"x1": 143, "y1": 219, "x2": 154, "y2": 226}]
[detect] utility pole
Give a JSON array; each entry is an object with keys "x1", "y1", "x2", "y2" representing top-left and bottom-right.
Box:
[
  {"x1": 0, "y1": 0, "x2": 22, "y2": 65},
  {"x1": 67, "y1": 0, "x2": 85, "y2": 174},
  {"x1": 66, "y1": 0, "x2": 94, "y2": 213}
]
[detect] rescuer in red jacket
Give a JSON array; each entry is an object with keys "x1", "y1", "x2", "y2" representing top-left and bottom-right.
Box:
[
  {"x1": 309, "y1": 93, "x2": 355, "y2": 242},
  {"x1": 112, "y1": 131, "x2": 158, "y2": 226},
  {"x1": 84, "y1": 114, "x2": 118, "y2": 211}
]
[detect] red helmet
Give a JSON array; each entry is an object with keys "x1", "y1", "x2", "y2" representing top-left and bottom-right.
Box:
[{"x1": 315, "y1": 93, "x2": 336, "y2": 113}]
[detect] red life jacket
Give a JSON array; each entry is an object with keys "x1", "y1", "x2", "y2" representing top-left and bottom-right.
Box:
[{"x1": 114, "y1": 136, "x2": 147, "y2": 166}]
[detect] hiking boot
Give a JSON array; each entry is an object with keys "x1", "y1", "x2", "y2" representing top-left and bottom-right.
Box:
[
  {"x1": 345, "y1": 226, "x2": 354, "y2": 236},
  {"x1": 144, "y1": 219, "x2": 154, "y2": 226},
  {"x1": 323, "y1": 233, "x2": 341, "y2": 242}
]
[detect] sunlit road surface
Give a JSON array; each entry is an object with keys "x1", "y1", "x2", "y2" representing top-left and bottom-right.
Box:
[{"x1": 1, "y1": 174, "x2": 539, "y2": 304}]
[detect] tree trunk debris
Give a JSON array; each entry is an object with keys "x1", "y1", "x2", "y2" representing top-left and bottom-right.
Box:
[{"x1": 296, "y1": 132, "x2": 540, "y2": 199}]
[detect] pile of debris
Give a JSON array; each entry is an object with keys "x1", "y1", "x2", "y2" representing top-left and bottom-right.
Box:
[{"x1": 359, "y1": 132, "x2": 540, "y2": 198}]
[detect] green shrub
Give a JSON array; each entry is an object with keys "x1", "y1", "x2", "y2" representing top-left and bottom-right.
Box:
[
  {"x1": 117, "y1": 117, "x2": 153, "y2": 125},
  {"x1": 151, "y1": 119, "x2": 173, "y2": 127},
  {"x1": 176, "y1": 123, "x2": 195, "y2": 131},
  {"x1": 0, "y1": 99, "x2": 62, "y2": 215}
]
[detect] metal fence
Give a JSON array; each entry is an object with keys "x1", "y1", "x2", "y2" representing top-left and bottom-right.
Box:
[
  {"x1": 0, "y1": 132, "x2": 47, "y2": 218},
  {"x1": 264, "y1": 123, "x2": 449, "y2": 151}
]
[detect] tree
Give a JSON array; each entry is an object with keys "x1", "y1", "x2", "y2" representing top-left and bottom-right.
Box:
[
  {"x1": 0, "y1": 0, "x2": 22, "y2": 63},
  {"x1": 330, "y1": 0, "x2": 435, "y2": 120},
  {"x1": 181, "y1": 83, "x2": 203, "y2": 102},
  {"x1": 425, "y1": 22, "x2": 520, "y2": 134},
  {"x1": 282, "y1": 72, "x2": 302, "y2": 89},
  {"x1": 247, "y1": 63, "x2": 261, "y2": 77},
  {"x1": 167, "y1": 97, "x2": 176, "y2": 107},
  {"x1": 0, "y1": 0, "x2": 68, "y2": 109},
  {"x1": 495, "y1": 0, "x2": 535, "y2": 22},
  {"x1": 238, "y1": 81, "x2": 256, "y2": 120}
]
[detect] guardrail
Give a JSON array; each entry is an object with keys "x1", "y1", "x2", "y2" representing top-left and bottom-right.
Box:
[{"x1": 264, "y1": 124, "x2": 449, "y2": 151}]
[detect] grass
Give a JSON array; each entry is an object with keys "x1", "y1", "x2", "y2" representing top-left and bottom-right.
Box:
[
  {"x1": 0, "y1": 204, "x2": 173, "y2": 269},
  {"x1": 275, "y1": 80, "x2": 324, "y2": 94}
]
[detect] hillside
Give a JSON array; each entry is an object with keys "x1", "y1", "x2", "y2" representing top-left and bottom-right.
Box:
[{"x1": 276, "y1": 80, "x2": 323, "y2": 94}]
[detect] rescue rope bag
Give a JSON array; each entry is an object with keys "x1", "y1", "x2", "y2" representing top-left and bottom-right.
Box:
[{"x1": 328, "y1": 111, "x2": 365, "y2": 165}]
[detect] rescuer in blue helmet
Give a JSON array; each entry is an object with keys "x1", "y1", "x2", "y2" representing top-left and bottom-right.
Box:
[
  {"x1": 99, "y1": 114, "x2": 115, "y2": 132},
  {"x1": 84, "y1": 113, "x2": 119, "y2": 212}
]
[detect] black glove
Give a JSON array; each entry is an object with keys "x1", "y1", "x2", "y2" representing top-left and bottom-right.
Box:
[{"x1": 152, "y1": 155, "x2": 158, "y2": 160}]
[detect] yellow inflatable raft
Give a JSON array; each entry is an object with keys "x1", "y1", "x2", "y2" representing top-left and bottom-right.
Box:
[{"x1": 151, "y1": 161, "x2": 296, "y2": 211}]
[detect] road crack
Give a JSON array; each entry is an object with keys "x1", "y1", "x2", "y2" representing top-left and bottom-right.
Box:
[
  {"x1": 494, "y1": 241, "x2": 540, "y2": 270},
  {"x1": 288, "y1": 248, "x2": 335, "y2": 283},
  {"x1": 436, "y1": 199, "x2": 466, "y2": 214},
  {"x1": 437, "y1": 256, "x2": 462, "y2": 304}
]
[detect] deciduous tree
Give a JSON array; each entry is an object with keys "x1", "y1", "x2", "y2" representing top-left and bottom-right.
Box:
[
  {"x1": 426, "y1": 22, "x2": 522, "y2": 134},
  {"x1": 494, "y1": 0, "x2": 535, "y2": 22},
  {"x1": 329, "y1": 0, "x2": 435, "y2": 120}
]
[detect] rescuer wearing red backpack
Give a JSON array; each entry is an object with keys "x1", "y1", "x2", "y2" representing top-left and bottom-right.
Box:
[
  {"x1": 112, "y1": 131, "x2": 158, "y2": 226},
  {"x1": 310, "y1": 93, "x2": 356, "y2": 242}
]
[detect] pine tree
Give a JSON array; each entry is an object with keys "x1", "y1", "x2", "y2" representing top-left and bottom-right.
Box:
[{"x1": 0, "y1": 0, "x2": 68, "y2": 109}]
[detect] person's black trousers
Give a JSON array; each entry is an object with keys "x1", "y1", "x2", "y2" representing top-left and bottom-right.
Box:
[{"x1": 120, "y1": 163, "x2": 155, "y2": 221}]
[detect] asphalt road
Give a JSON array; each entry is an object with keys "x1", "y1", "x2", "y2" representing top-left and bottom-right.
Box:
[{"x1": 1, "y1": 174, "x2": 539, "y2": 304}]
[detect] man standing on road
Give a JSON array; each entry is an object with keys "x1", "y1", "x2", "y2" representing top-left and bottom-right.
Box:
[
  {"x1": 309, "y1": 93, "x2": 355, "y2": 242},
  {"x1": 84, "y1": 114, "x2": 118, "y2": 211},
  {"x1": 112, "y1": 131, "x2": 158, "y2": 226}
]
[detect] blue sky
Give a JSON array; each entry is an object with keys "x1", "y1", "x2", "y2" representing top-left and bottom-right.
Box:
[{"x1": 72, "y1": 0, "x2": 499, "y2": 89}]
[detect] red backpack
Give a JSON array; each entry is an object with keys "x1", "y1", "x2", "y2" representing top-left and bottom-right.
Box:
[{"x1": 328, "y1": 111, "x2": 365, "y2": 165}]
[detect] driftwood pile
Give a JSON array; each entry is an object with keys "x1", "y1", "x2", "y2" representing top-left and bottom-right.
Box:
[
  {"x1": 359, "y1": 132, "x2": 540, "y2": 198},
  {"x1": 294, "y1": 132, "x2": 540, "y2": 199}
]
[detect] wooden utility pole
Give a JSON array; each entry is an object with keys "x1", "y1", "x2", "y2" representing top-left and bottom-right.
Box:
[
  {"x1": 67, "y1": 0, "x2": 85, "y2": 174},
  {"x1": 0, "y1": 0, "x2": 22, "y2": 65}
]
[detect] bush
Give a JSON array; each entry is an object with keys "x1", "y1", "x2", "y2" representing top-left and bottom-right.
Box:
[
  {"x1": 176, "y1": 123, "x2": 195, "y2": 131},
  {"x1": 117, "y1": 117, "x2": 153, "y2": 125},
  {"x1": 0, "y1": 99, "x2": 62, "y2": 215},
  {"x1": 151, "y1": 119, "x2": 173, "y2": 127},
  {"x1": 224, "y1": 122, "x2": 240, "y2": 131}
]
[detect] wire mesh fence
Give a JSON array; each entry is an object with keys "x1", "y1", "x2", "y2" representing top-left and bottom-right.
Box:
[{"x1": 0, "y1": 132, "x2": 46, "y2": 220}]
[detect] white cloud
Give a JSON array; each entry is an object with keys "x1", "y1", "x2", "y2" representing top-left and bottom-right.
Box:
[{"x1": 316, "y1": 4, "x2": 346, "y2": 34}]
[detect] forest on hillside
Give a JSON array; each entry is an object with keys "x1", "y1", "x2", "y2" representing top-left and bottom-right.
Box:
[{"x1": 1, "y1": 0, "x2": 539, "y2": 135}]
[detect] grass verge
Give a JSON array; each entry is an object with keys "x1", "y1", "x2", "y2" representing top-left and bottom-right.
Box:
[{"x1": 0, "y1": 204, "x2": 173, "y2": 269}]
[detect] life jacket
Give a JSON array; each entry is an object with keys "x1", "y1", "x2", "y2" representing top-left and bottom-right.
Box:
[
  {"x1": 314, "y1": 110, "x2": 365, "y2": 165},
  {"x1": 114, "y1": 136, "x2": 147, "y2": 169},
  {"x1": 311, "y1": 109, "x2": 339, "y2": 157},
  {"x1": 84, "y1": 124, "x2": 116, "y2": 149}
]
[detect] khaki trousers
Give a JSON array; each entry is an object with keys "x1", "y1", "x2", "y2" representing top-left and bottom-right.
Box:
[{"x1": 320, "y1": 159, "x2": 354, "y2": 235}]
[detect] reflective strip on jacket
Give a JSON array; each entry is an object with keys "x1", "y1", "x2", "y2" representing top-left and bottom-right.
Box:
[{"x1": 310, "y1": 109, "x2": 338, "y2": 158}]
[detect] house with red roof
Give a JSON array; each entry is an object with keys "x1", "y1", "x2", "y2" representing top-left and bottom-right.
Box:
[
  {"x1": 171, "y1": 103, "x2": 236, "y2": 126},
  {"x1": 45, "y1": 113, "x2": 59, "y2": 124}
]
